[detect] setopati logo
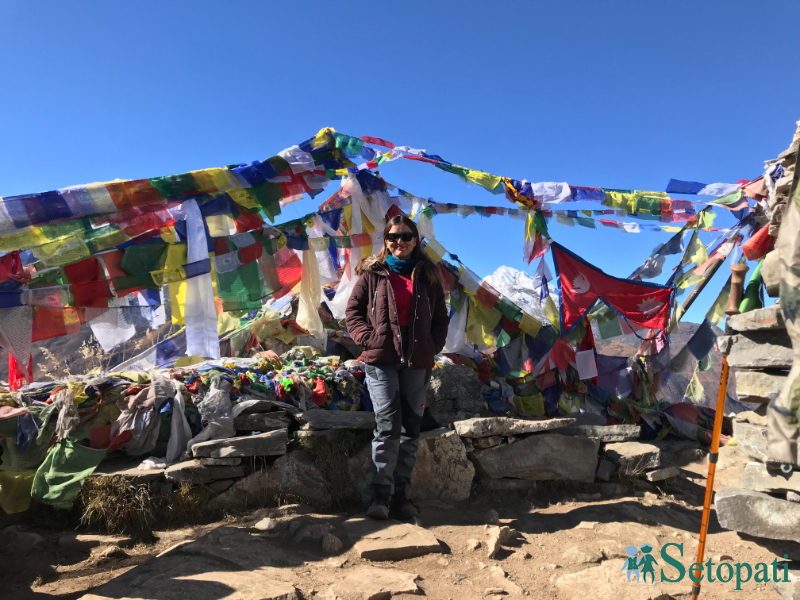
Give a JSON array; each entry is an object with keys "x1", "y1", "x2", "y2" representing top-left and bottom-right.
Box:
[{"x1": 621, "y1": 542, "x2": 792, "y2": 590}]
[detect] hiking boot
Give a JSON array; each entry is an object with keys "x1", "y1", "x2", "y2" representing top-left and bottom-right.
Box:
[
  {"x1": 390, "y1": 489, "x2": 418, "y2": 520},
  {"x1": 366, "y1": 484, "x2": 391, "y2": 520}
]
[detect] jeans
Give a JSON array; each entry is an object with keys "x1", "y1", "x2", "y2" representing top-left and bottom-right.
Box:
[{"x1": 365, "y1": 363, "x2": 431, "y2": 494}]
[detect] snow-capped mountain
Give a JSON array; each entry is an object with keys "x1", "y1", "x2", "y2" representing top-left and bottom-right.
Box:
[{"x1": 483, "y1": 265, "x2": 559, "y2": 325}]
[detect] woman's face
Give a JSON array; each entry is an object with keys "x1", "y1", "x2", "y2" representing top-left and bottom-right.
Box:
[{"x1": 385, "y1": 223, "x2": 417, "y2": 260}]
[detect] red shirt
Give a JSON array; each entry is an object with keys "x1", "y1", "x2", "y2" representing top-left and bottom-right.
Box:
[{"x1": 389, "y1": 270, "x2": 414, "y2": 326}]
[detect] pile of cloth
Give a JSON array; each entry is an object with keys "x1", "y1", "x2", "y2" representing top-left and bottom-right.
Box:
[{"x1": 0, "y1": 345, "x2": 372, "y2": 516}]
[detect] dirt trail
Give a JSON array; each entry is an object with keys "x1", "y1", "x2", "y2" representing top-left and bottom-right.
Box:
[{"x1": 1, "y1": 448, "x2": 793, "y2": 600}]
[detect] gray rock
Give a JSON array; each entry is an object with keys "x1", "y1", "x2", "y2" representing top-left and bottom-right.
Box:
[
  {"x1": 484, "y1": 509, "x2": 500, "y2": 525},
  {"x1": 473, "y1": 435, "x2": 504, "y2": 449},
  {"x1": 294, "y1": 410, "x2": 375, "y2": 431},
  {"x1": 254, "y1": 517, "x2": 278, "y2": 531},
  {"x1": 762, "y1": 250, "x2": 781, "y2": 298},
  {"x1": 561, "y1": 545, "x2": 604, "y2": 565},
  {"x1": 342, "y1": 517, "x2": 441, "y2": 560},
  {"x1": 482, "y1": 478, "x2": 538, "y2": 491},
  {"x1": 561, "y1": 424, "x2": 640, "y2": 442},
  {"x1": 603, "y1": 442, "x2": 660, "y2": 475},
  {"x1": 347, "y1": 443, "x2": 374, "y2": 506},
  {"x1": 215, "y1": 449, "x2": 330, "y2": 509},
  {"x1": 454, "y1": 416, "x2": 575, "y2": 438},
  {"x1": 409, "y1": 429, "x2": 474, "y2": 503},
  {"x1": 270, "y1": 400, "x2": 302, "y2": 414},
  {"x1": 772, "y1": 567, "x2": 800, "y2": 600},
  {"x1": 164, "y1": 460, "x2": 245, "y2": 484},
  {"x1": 321, "y1": 532, "x2": 343, "y2": 554},
  {"x1": 789, "y1": 491, "x2": 800, "y2": 504},
  {"x1": 470, "y1": 433, "x2": 599, "y2": 483},
  {"x1": 82, "y1": 527, "x2": 299, "y2": 600},
  {"x1": 740, "y1": 461, "x2": 800, "y2": 495},
  {"x1": 735, "y1": 369, "x2": 787, "y2": 404},
  {"x1": 723, "y1": 330, "x2": 793, "y2": 369},
  {"x1": 327, "y1": 565, "x2": 420, "y2": 599},
  {"x1": 727, "y1": 304, "x2": 785, "y2": 332},
  {"x1": 426, "y1": 364, "x2": 484, "y2": 428},
  {"x1": 92, "y1": 461, "x2": 165, "y2": 484},
  {"x1": 234, "y1": 412, "x2": 292, "y2": 432},
  {"x1": 206, "y1": 479, "x2": 234, "y2": 495},
  {"x1": 595, "y1": 459, "x2": 616, "y2": 482},
  {"x1": 644, "y1": 467, "x2": 681, "y2": 482},
  {"x1": 199, "y1": 457, "x2": 242, "y2": 466},
  {"x1": 732, "y1": 420, "x2": 770, "y2": 462},
  {"x1": 715, "y1": 487, "x2": 800, "y2": 542},
  {"x1": 192, "y1": 428, "x2": 288, "y2": 459}
]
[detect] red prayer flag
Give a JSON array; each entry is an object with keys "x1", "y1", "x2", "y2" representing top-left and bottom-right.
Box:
[
  {"x1": 552, "y1": 242, "x2": 673, "y2": 336},
  {"x1": 741, "y1": 226, "x2": 775, "y2": 262}
]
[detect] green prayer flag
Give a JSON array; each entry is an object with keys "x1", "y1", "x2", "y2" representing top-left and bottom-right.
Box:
[
  {"x1": 684, "y1": 370, "x2": 706, "y2": 403},
  {"x1": 31, "y1": 438, "x2": 106, "y2": 510}
]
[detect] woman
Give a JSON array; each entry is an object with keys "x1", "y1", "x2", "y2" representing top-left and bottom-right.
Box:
[{"x1": 346, "y1": 215, "x2": 450, "y2": 520}]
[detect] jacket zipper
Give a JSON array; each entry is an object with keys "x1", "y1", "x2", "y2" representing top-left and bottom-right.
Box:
[{"x1": 407, "y1": 265, "x2": 419, "y2": 365}]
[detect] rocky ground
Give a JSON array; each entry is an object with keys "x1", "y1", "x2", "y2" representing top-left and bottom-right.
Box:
[{"x1": 2, "y1": 440, "x2": 796, "y2": 600}]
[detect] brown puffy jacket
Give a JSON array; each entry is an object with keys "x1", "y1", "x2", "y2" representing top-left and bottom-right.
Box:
[{"x1": 345, "y1": 256, "x2": 450, "y2": 369}]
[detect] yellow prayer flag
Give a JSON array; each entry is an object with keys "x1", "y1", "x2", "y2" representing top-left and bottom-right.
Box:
[
  {"x1": 518, "y1": 312, "x2": 542, "y2": 337},
  {"x1": 465, "y1": 169, "x2": 502, "y2": 192},
  {"x1": 543, "y1": 295, "x2": 561, "y2": 333}
]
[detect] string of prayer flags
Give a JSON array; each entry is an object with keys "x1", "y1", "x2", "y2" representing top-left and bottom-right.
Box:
[
  {"x1": 665, "y1": 180, "x2": 743, "y2": 197},
  {"x1": 552, "y1": 242, "x2": 673, "y2": 336}
]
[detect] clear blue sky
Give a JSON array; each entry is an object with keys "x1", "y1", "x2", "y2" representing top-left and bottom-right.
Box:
[{"x1": 1, "y1": 1, "x2": 798, "y2": 323}]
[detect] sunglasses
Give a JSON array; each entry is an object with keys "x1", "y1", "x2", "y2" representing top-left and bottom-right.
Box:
[{"x1": 386, "y1": 232, "x2": 416, "y2": 243}]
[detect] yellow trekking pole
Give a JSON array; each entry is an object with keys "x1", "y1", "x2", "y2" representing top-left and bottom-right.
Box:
[{"x1": 690, "y1": 354, "x2": 729, "y2": 600}]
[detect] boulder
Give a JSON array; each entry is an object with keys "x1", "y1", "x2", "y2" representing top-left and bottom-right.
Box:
[
  {"x1": 234, "y1": 412, "x2": 292, "y2": 432},
  {"x1": 346, "y1": 443, "x2": 373, "y2": 506},
  {"x1": 192, "y1": 428, "x2": 287, "y2": 459},
  {"x1": 716, "y1": 487, "x2": 800, "y2": 542},
  {"x1": 721, "y1": 330, "x2": 793, "y2": 369},
  {"x1": 735, "y1": 369, "x2": 787, "y2": 404},
  {"x1": 732, "y1": 420, "x2": 770, "y2": 462},
  {"x1": 234, "y1": 399, "x2": 273, "y2": 415},
  {"x1": 426, "y1": 364, "x2": 484, "y2": 428},
  {"x1": 454, "y1": 416, "x2": 575, "y2": 438},
  {"x1": 409, "y1": 429, "x2": 474, "y2": 503},
  {"x1": 595, "y1": 459, "x2": 616, "y2": 482},
  {"x1": 294, "y1": 411, "x2": 375, "y2": 431},
  {"x1": 772, "y1": 567, "x2": 800, "y2": 600},
  {"x1": 740, "y1": 461, "x2": 800, "y2": 495},
  {"x1": 207, "y1": 479, "x2": 234, "y2": 495},
  {"x1": 603, "y1": 442, "x2": 660, "y2": 475},
  {"x1": 0, "y1": 527, "x2": 43, "y2": 556},
  {"x1": 727, "y1": 304, "x2": 785, "y2": 332},
  {"x1": 164, "y1": 460, "x2": 245, "y2": 484},
  {"x1": 561, "y1": 424, "x2": 640, "y2": 443},
  {"x1": 215, "y1": 449, "x2": 330, "y2": 508},
  {"x1": 342, "y1": 517, "x2": 441, "y2": 560},
  {"x1": 470, "y1": 433, "x2": 599, "y2": 483},
  {"x1": 326, "y1": 566, "x2": 420, "y2": 599}
]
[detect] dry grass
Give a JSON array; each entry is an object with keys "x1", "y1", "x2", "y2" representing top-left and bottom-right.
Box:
[
  {"x1": 79, "y1": 476, "x2": 157, "y2": 535},
  {"x1": 77, "y1": 477, "x2": 228, "y2": 536}
]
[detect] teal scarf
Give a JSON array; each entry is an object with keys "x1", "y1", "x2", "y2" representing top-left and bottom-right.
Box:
[{"x1": 385, "y1": 255, "x2": 416, "y2": 274}]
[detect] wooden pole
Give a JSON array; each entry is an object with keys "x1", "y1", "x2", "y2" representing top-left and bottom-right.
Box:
[
  {"x1": 690, "y1": 354, "x2": 730, "y2": 600},
  {"x1": 674, "y1": 257, "x2": 725, "y2": 325}
]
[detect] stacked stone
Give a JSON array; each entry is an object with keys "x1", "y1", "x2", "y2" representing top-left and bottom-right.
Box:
[
  {"x1": 720, "y1": 305, "x2": 791, "y2": 409},
  {"x1": 712, "y1": 123, "x2": 800, "y2": 598}
]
